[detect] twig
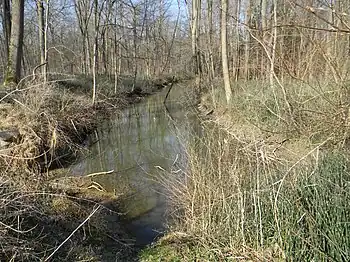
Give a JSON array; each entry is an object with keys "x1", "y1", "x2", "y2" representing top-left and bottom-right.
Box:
[
  {"x1": 273, "y1": 137, "x2": 332, "y2": 208},
  {"x1": 83, "y1": 169, "x2": 114, "y2": 178},
  {"x1": 44, "y1": 205, "x2": 101, "y2": 261},
  {"x1": 32, "y1": 62, "x2": 48, "y2": 81},
  {"x1": 11, "y1": 98, "x2": 35, "y2": 113},
  {"x1": 0, "y1": 221, "x2": 36, "y2": 234}
]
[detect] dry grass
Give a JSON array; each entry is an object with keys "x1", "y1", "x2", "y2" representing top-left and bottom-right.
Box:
[
  {"x1": 0, "y1": 79, "x2": 128, "y2": 178},
  {"x1": 201, "y1": 79, "x2": 350, "y2": 146},
  {"x1": 0, "y1": 172, "x2": 131, "y2": 261},
  {"x1": 164, "y1": 122, "x2": 349, "y2": 260},
  {"x1": 0, "y1": 78, "x2": 136, "y2": 261},
  {"x1": 156, "y1": 79, "x2": 350, "y2": 261}
]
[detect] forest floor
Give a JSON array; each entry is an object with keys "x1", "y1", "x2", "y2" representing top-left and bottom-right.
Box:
[
  {"x1": 0, "y1": 74, "x2": 175, "y2": 261},
  {"x1": 140, "y1": 79, "x2": 350, "y2": 261}
]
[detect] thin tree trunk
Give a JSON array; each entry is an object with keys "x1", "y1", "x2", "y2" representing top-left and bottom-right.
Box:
[
  {"x1": 235, "y1": 0, "x2": 241, "y2": 81},
  {"x1": 132, "y1": 4, "x2": 138, "y2": 92},
  {"x1": 243, "y1": 0, "x2": 251, "y2": 81},
  {"x1": 270, "y1": 0, "x2": 277, "y2": 88},
  {"x1": 74, "y1": 0, "x2": 93, "y2": 74},
  {"x1": 191, "y1": 0, "x2": 201, "y2": 88},
  {"x1": 2, "y1": 0, "x2": 11, "y2": 63},
  {"x1": 37, "y1": 0, "x2": 47, "y2": 81},
  {"x1": 5, "y1": 0, "x2": 24, "y2": 85},
  {"x1": 191, "y1": 0, "x2": 198, "y2": 73},
  {"x1": 261, "y1": 0, "x2": 269, "y2": 79},
  {"x1": 114, "y1": 2, "x2": 119, "y2": 94},
  {"x1": 101, "y1": 29, "x2": 108, "y2": 75},
  {"x1": 221, "y1": 0, "x2": 232, "y2": 103},
  {"x1": 44, "y1": 0, "x2": 49, "y2": 79},
  {"x1": 92, "y1": 0, "x2": 98, "y2": 104},
  {"x1": 207, "y1": 0, "x2": 215, "y2": 80}
]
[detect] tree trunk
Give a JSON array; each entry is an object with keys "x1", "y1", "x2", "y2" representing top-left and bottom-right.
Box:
[
  {"x1": 132, "y1": 4, "x2": 138, "y2": 92},
  {"x1": 221, "y1": 0, "x2": 232, "y2": 104},
  {"x1": 37, "y1": 0, "x2": 47, "y2": 81},
  {"x1": 92, "y1": 0, "x2": 98, "y2": 104},
  {"x1": 207, "y1": 0, "x2": 215, "y2": 81},
  {"x1": 234, "y1": 0, "x2": 241, "y2": 81},
  {"x1": 2, "y1": 0, "x2": 11, "y2": 63},
  {"x1": 270, "y1": 0, "x2": 277, "y2": 88},
  {"x1": 243, "y1": 0, "x2": 251, "y2": 81},
  {"x1": 191, "y1": 0, "x2": 201, "y2": 87},
  {"x1": 261, "y1": 0, "x2": 269, "y2": 79},
  {"x1": 114, "y1": 1, "x2": 119, "y2": 94},
  {"x1": 74, "y1": 0, "x2": 93, "y2": 74},
  {"x1": 5, "y1": 0, "x2": 24, "y2": 85}
]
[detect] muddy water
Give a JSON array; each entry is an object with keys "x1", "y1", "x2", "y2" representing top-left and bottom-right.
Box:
[{"x1": 70, "y1": 88, "x2": 200, "y2": 247}]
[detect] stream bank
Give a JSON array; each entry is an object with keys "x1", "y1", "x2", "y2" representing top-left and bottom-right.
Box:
[
  {"x1": 0, "y1": 75, "x2": 184, "y2": 261},
  {"x1": 140, "y1": 81, "x2": 350, "y2": 261}
]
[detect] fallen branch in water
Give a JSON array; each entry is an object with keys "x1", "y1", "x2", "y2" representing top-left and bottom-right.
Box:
[{"x1": 163, "y1": 76, "x2": 175, "y2": 105}]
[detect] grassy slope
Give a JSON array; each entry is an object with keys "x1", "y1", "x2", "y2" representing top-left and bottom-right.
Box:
[{"x1": 141, "y1": 79, "x2": 350, "y2": 261}]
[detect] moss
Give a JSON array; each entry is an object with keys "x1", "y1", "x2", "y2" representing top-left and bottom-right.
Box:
[
  {"x1": 139, "y1": 241, "x2": 225, "y2": 262},
  {"x1": 139, "y1": 232, "x2": 218, "y2": 262},
  {"x1": 51, "y1": 197, "x2": 82, "y2": 217},
  {"x1": 4, "y1": 57, "x2": 16, "y2": 86},
  {"x1": 140, "y1": 245, "x2": 183, "y2": 262}
]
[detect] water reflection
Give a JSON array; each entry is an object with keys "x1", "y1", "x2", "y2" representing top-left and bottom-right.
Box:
[{"x1": 70, "y1": 88, "x2": 200, "y2": 246}]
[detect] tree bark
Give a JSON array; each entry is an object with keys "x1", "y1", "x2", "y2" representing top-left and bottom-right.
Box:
[
  {"x1": 243, "y1": 0, "x2": 251, "y2": 81},
  {"x1": 206, "y1": 0, "x2": 215, "y2": 81},
  {"x1": 260, "y1": 0, "x2": 269, "y2": 79},
  {"x1": 221, "y1": 0, "x2": 232, "y2": 103},
  {"x1": 131, "y1": 3, "x2": 138, "y2": 92},
  {"x1": 74, "y1": 0, "x2": 93, "y2": 74},
  {"x1": 2, "y1": 0, "x2": 11, "y2": 63},
  {"x1": 191, "y1": 0, "x2": 201, "y2": 87},
  {"x1": 37, "y1": 0, "x2": 47, "y2": 81},
  {"x1": 92, "y1": 0, "x2": 99, "y2": 104},
  {"x1": 234, "y1": 0, "x2": 241, "y2": 81},
  {"x1": 5, "y1": 0, "x2": 24, "y2": 85},
  {"x1": 270, "y1": 0, "x2": 277, "y2": 88}
]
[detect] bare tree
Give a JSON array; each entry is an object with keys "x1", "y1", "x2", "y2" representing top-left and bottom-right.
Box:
[{"x1": 75, "y1": 0, "x2": 93, "y2": 74}]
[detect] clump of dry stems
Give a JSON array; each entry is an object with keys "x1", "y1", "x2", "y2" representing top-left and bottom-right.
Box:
[
  {"x1": 0, "y1": 79, "x2": 130, "y2": 261},
  {"x1": 0, "y1": 79, "x2": 120, "y2": 177},
  {"x1": 162, "y1": 80, "x2": 350, "y2": 261}
]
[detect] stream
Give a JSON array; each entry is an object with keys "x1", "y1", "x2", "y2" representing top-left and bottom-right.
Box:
[{"x1": 69, "y1": 87, "x2": 201, "y2": 248}]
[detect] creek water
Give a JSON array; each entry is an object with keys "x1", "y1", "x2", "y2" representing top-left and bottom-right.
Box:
[{"x1": 69, "y1": 88, "x2": 200, "y2": 247}]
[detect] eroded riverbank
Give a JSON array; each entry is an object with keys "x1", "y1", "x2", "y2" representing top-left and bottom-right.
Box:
[{"x1": 0, "y1": 76, "x2": 186, "y2": 261}]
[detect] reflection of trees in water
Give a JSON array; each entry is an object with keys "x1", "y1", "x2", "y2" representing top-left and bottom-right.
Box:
[{"x1": 73, "y1": 93, "x2": 201, "y2": 220}]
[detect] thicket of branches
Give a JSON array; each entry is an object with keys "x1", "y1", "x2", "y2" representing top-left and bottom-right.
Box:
[{"x1": 1, "y1": 1, "x2": 349, "y2": 92}]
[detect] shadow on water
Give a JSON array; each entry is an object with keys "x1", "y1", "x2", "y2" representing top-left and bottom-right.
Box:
[{"x1": 69, "y1": 87, "x2": 202, "y2": 259}]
